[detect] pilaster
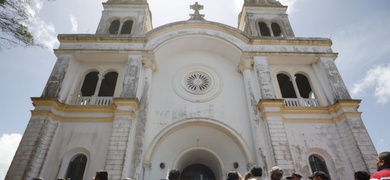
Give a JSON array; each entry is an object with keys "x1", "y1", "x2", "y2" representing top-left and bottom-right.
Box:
[
  {"x1": 257, "y1": 99, "x2": 294, "y2": 175},
  {"x1": 104, "y1": 98, "x2": 139, "y2": 179},
  {"x1": 332, "y1": 100, "x2": 377, "y2": 174},
  {"x1": 121, "y1": 55, "x2": 142, "y2": 98},
  {"x1": 238, "y1": 57, "x2": 270, "y2": 173},
  {"x1": 41, "y1": 54, "x2": 72, "y2": 98},
  {"x1": 319, "y1": 57, "x2": 351, "y2": 101},
  {"x1": 253, "y1": 56, "x2": 276, "y2": 99},
  {"x1": 129, "y1": 54, "x2": 156, "y2": 179},
  {"x1": 6, "y1": 99, "x2": 59, "y2": 180}
]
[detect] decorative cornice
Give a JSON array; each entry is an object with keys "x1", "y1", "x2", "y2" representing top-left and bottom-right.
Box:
[
  {"x1": 113, "y1": 98, "x2": 140, "y2": 110},
  {"x1": 257, "y1": 99, "x2": 362, "y2": 124},
  {"x1": 31, "y1": 97, "x2": 139, "y2": 122}
]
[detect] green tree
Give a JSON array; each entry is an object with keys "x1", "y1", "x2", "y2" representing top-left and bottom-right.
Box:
[{"x1": 0, "y1": 0, "x2": 36, "y2": 49}]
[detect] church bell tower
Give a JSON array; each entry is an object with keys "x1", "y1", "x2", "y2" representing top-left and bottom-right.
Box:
[{"x1": 6, "y1": 0, "x2": 378, "y2": 180}]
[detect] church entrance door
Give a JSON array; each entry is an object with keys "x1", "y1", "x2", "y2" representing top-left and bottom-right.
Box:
[{"x1": 180, "y1": 163, "x2": 215, "y2": 180}]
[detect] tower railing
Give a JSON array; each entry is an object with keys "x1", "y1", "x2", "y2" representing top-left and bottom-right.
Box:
[
  {"x1": 283, "y1": 98, "x2": 319, "y2": 107},
  {"x1": 75, "y1": 96, "x2": 113, "y2": 105}
]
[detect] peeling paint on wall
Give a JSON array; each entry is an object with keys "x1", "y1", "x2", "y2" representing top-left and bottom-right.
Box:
[
  {"x1": 42, "y1": 55, "x2": 71, "y2": 98},
  {"x1": 121, "y1": 56, "x2": 141, "y2": 98}
]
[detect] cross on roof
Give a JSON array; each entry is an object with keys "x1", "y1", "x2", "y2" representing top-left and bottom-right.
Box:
[{"x1": 189, "y1": 2, "x2": 205, "y2": 20}]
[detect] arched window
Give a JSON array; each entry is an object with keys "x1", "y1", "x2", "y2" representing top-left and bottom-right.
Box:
[
  {"x1": 109, "y1": 19, "x2": 120, "y2": 34},
  {"x1": 98, "y1": 71, "x2": 118, "y2": 96},
  {"x1": 277, "y1": 73, "x2": 296, "y2": 98},
  {"x1": 271, "y1": 23, "x2": 282, "y2": 36},
  {"x1": 258, "y1": 22, "x2": 271, "y2": 36},
  {"x1": 66, "y1": 154, "x2": 87, "y2": 180},
  {"x1": 295, "y1": 74, "x2": 313, "y2": 98},
  {"x1": 120, "y1": 20, "x2": 133, "y2": 34},
  {"x1": 80, "y1": 71, "x2": 99, "y2": 96},
  {"x1": 309, "y1": 154, "x2": 329, "y2": 176}
]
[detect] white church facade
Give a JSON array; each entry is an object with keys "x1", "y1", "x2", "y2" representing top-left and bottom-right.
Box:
[{"x1": 7, "y1": 0, "x2": 378, "y2": 179}]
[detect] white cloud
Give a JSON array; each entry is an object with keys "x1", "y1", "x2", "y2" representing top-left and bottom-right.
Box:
[
  {"x1": 351, "y1": 63, "x2": 390, "y2": 104},
  {"x1": 279, "y1": 0, "x2": 300, "y2": 13},
  {"x1": 70, "y1": 15, "x2": 78, "y2": 33},
  {"x1": 0, "y1": 134, "x2": 22, "y2": 180},
  {"x1": 23, "y1": 0, "x2": 59, "y2": 49}
]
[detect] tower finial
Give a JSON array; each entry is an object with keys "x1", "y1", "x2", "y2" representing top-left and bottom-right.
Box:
[{"x1": 189, "y1": 2, "x2": 205, "y2": 20}]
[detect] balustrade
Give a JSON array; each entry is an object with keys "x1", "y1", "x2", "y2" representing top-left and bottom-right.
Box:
[
  {"x1": 283, "y1": 98, "x2": 319, "y2": 107},
  {"x1": 75, "y1": 96, "x2": 113, "y2": 105}
]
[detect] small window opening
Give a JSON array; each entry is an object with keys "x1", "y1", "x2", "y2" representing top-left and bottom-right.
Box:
[
  {"x1": 309, "y1": 154, "x2": 330, "y2": 177},
  {"x1": 98, "y1": 72, "x2": 118, "y2": 96},
  {"x1": 259, "y1": 22, "x2": 271, "y2": 36},
  {"x1": 277, "y1": 73, "x2": 296, "y2": 98},
  {"x1": 66, "y1": 154, "x2": 87, "y2": 180},
  {"x1": 120, "y1": 20, "x2": 133, "y2": 34},
  {"x1": 295, "y1": 74, "x2": 312, "y2": 98},
  {"x1": 80, "y1": 72, "x2": 99, "y2": 96},
  {"x1": 109, "y1": 19, "x2": 120, "y2": 34},
  {"x1": 271, "y1": 23, "x2": 282, "y2": 36}
]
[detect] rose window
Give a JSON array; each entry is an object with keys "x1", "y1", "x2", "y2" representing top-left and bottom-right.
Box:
[{"x1": 185, "y1": 72, "x2": 211, "y2": 94}]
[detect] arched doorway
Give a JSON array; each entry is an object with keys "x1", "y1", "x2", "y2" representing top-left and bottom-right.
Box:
[{"x1": 181, "y1": 163, "x2": 215, "y2": 180}]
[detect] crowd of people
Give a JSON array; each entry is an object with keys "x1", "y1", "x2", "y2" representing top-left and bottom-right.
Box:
[
  {"x1": 165, "y1": 151, "x2": 390, "y2": 180},
  {"x1": 31, "y1": 151, "x2": 390, "y2": 180}
]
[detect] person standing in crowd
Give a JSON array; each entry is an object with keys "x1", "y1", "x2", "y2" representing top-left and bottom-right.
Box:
[
  {"x1": 308, "y1": 171, "x2": 329, "y2": 180},
  {"x1": 243, "y1": 171, "x2": 253, "y2": 180},
  {"x1": 286, "y1": 173, "x2": 302, "y2": 180},
  {"x1": 269, "y1": 166, "x2": 283, "y2": 180},
  {"x1": 248, "y1": 166, "x2": 262, "y2": 180},
  {"x1": 355, "y1": 171, "x2": 370, "y2": 180},
  {"x1": 168, "y1": 169, "x2": 181, "y2": 180},
  {"x1": 227, "y1": 171, "x2": 242, "y2": 180},
  {"x1": 94, "y1": 170, "x2": 108, "y2": 180},
  {"x1": 371, "y1": 151, "x2": 390, "y2": 180}
]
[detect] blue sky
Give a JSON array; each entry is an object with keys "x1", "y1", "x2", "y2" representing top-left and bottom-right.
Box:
[{"x1": 0, "y1": 0, "x2": 389, "y2": 178}]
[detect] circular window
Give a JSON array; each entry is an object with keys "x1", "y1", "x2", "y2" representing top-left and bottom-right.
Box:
[
  {"x1": 173, "y1": 64, "x2": 223, "y2": 103},
  {"x1": 160, "y1": 162, "x2": 165, "y2": 169},
  {"x1": 233, "y1": 162, "x2": 239, "y2": 169},
  {"x1": 184, "y1": 71, "x2": 211, "y2": 94}
]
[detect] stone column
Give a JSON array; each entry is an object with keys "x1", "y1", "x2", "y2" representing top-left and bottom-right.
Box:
[
  {"x1": 91, "y1": 74, "x2": 105, "y2": 104},
  {"x1": 130, "y1": 55, "x2": 156, "y2": 179},
  {"x1": 268, "y1": 22, "x2": 274, "y2": 37},
  {"x1": 104, "y1": 98, "x2": 139, "y2": 180},
  {"x1": 253, "y1": 56, "x2": 276, "y2": 99},
  {"x1": 121, "y1": 55, "x2": 142, "y2": 98},
  {"x1": 41, "y1": 54, "x2": 72, "y2": 98},
  {"x1": 238, "y1": 57, "x2": 266, "y2": 170},
  {"x1": 319, "y1": 57, "x2": 351, "y2": 101}
]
